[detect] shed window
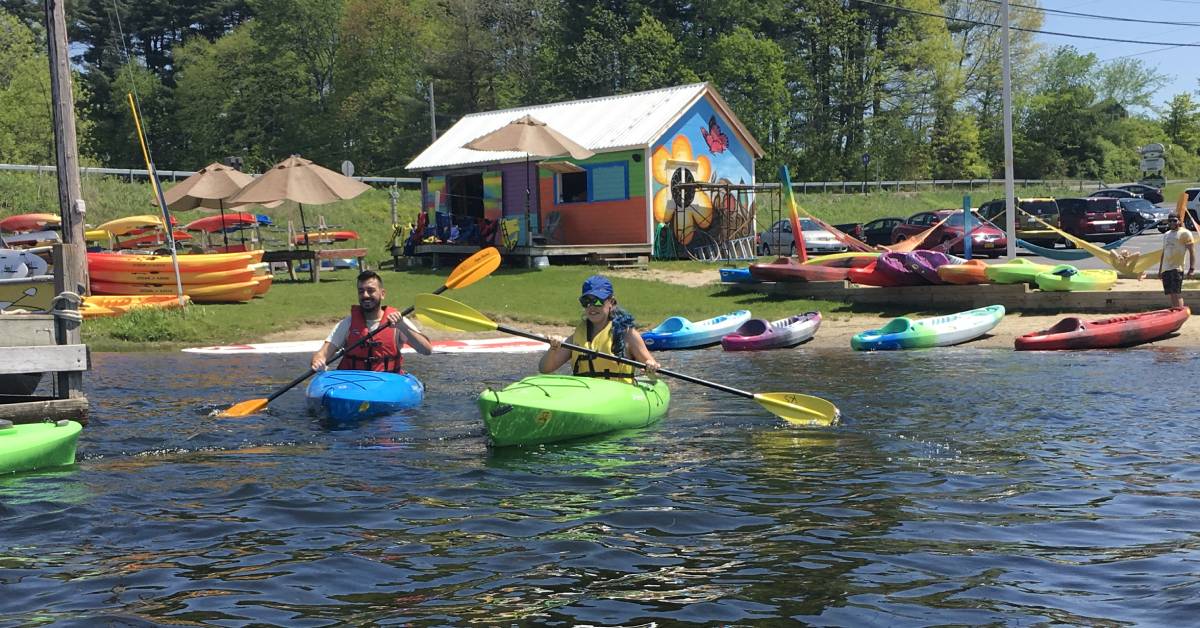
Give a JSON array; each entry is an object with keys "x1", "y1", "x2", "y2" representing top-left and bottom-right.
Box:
[
  {"x1": 590, "y1": 164, "x2": 627, "y2": 201},
  {"x1": 558, "y1": 171, "x2": 587, "y2": 204},
  {"x1": 447, "y1": 173, "x2": 483, "y2": 218}
]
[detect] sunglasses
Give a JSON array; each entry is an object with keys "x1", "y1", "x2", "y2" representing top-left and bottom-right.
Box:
[{"x1": 579, "y1": 295, "x2": 607, "y2": 308}]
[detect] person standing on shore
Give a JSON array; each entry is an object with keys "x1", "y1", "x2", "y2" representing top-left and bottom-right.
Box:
[
  {"x1": 1159, "y1": 215, "x2": 1196, "y2": 309},
  {"x1": 310, "y1": 270, "x2": 432, "y2": 372}
]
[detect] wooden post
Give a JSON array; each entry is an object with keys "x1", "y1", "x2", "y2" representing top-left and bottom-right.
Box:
[{"x1": 45, "y1": 0, "x2": 87, "y2": 399}]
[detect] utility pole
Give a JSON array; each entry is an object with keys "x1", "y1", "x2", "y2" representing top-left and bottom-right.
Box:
[
  {"x1": 44, "y1": 0, "x2": 86, "y2": 397},
  {"x1": 429, "y1": 82, "x2": 437, "y2": 142},
  {"x1": 1001, "y1": 0, "x2": 1017, "y2": 260}
]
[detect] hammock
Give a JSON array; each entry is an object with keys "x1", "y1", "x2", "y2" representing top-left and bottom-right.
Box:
[
  {"x1": 1018, "y1": 208, "x2": 1162, "y2": 275},
  {"x1": 1016, "y1": 235, "x2": 1136, "y2": 260}
]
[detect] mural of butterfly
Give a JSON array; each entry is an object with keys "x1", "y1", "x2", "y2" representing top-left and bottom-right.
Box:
[{"x1": 699, "y1": 115, "x2": 729, "y2": 154}]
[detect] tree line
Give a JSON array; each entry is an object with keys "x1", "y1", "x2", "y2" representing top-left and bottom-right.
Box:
[{"x1": 2, "y1": 0, "x2": 1199, "y2": 182}]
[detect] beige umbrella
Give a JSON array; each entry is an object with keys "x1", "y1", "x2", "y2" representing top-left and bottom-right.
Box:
[
  {"x1": 162, "y1": 162, "x2": 256, "y2": 249},
  {"x1": 464, "y1": 115, "x2": 594, "y2": 246},
  {"x1": 227, "y1": 155, "x2": 371, "y2": 249}
]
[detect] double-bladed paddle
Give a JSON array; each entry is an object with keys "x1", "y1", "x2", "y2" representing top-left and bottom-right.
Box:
[
  {"x1": 219, "y1": 247, "x2": 502, "y2": 417},
  {"x1": 414, "y1": 293, "x2": 841, "y2": 426}
]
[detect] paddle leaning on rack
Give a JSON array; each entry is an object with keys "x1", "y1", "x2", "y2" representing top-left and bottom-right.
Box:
[
  {"x1": 413, "y1": 293, "x2": 840, "y2": 426},
  {"x1": 218, "y1": 247, "x2": 502, "y2": 417}
]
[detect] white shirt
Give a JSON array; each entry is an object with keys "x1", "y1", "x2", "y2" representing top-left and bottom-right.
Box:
[
  {"x1": 1162, "y1": 228, "x2": 1196, "y2": 272},
  {"x1": 325, "y1": 313, "x2": 421, "y2": 351}
]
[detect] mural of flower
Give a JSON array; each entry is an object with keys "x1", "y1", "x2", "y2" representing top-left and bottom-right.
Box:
[{"x1": 652, "y1": 135, "x2": 713, "y2": 245}]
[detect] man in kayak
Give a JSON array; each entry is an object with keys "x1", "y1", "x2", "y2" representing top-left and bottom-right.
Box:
[
  {"x1": 310, "y1": 270, "x2": 432, "y2": 371},
  {"x1": 1159, "y1": 215, "x2": 1196, "y2": 308},
  {"x1": 539, "y1": 274, "x2": 659, "y2": 381}
]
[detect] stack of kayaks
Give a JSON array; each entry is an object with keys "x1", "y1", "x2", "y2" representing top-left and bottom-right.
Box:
[
  {"x1": 478, "y1": 375, "x2": 670, "y2": 447},
  {"x1": 184, "y1": 213, "x2": 260, "y2": 253},
  {"x1": 305, "y1": 370, "x2": 425, "y2": 422},
  {"x1": 87, "y1": 251, "x2": 266, "y2": 303},
  {"x1": 721, "y1": 312, "x2": 821, "y2": 351},
  {"x1": 1014, "y1": 307, "x2": 1189, "y2": 350},
  {"x1": 94, "y1": 215, "x2": 191, "y2": 251},
  {"x1": 0, "y1": 419, "x2": 82, "y2": 475},
  {"x1": 642, "y1": 310, "x2": 751, "y2": 350},
  {"x1": 984, "y1": 258, "x2": 1054, "y2": 285},
  {"x1": 851, "y1": 305, "x2": 1006, "y2": 350},
  {"x1": 80, "y1": 295, "x2": 191, "y2": 319},
  {"x1": 1033, "y1": 265, "x2": 1117, "y2": 292}
]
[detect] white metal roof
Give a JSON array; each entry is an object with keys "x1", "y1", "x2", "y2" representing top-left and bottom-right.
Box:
[{"x1": 405, "y1": 82, "x2": 763, "y2": 172}]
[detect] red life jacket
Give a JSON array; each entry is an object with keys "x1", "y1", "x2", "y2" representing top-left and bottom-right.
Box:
[{"x1": 339, "y1": 305, "x2": 404, "y2": 372}]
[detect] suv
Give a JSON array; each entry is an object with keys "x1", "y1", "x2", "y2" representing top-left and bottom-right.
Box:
[
  {"x1": 977, "y1": 198, "x2": 1060, "y2": 248},
  {"x1": 1055, "y1": 197, "x2": 1125, "y2": 243}
]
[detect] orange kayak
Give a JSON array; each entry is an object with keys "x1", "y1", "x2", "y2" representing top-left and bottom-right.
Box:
[
  {"x1": 89, "y1": 267, "x2": 255, "y2": 286},
  {"x1": 936, "y1": 260, "x2": 990, "y2": 285},
  {"x1": 81, "y1": 295, "x2": 190, "y2": 319}
]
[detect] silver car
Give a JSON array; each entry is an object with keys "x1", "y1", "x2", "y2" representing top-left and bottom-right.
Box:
[{"x1": 758, "y1": 219, "x2": 849, "y2": 255}]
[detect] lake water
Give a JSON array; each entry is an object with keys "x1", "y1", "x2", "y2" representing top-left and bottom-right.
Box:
[{"x1": 3, "y1": 346, "x2": 1199, "y2": 625}]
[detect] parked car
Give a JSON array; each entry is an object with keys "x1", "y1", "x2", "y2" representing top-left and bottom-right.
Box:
[
  {"x1": 757, "y1": 218, "x2": 849, "y2": 255},
  {"x1": 1055, "y1": 197, "x2": 1126, "y2": 243},
  {"x1": 1117, "y1": 197, "x2": 1170, "y2": 234},
  {"x1": 977, "y1": 197, "x2": 1060, "y2": 248},
  {"x1": 833, "y1": 222, "x2": 864, "y2": 241},
  {"x1": 861, "y1": 216, "x2": 905, "y2": 246},
  {"x1": 1116, "y1": 183, "x2": 1164, "y2": 204},
  {"x1": 1089, "y1": 188, "x2": 1139, "y2": 200},
  {"x1": 890, "y1": 209, "x2": 1007, "y2": 257},
  {"x1": 1187, "y1": 188, "x2": 1200, "y2": 222}
]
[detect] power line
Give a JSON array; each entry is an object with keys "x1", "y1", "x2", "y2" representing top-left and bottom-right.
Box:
[
  {"x1": 973, "y1": 0, "x2": 1200, "y2": 26},
  {"x1": 855, "y1": 0, "x2": 1200, "y2": 47}
]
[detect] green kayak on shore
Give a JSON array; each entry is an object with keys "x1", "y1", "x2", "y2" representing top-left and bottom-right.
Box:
[
  {"x1": 983, "y1": 258, "x2": 1055, "y2": 284},
  {"x1": 1034, "y1": 265, "x2": 1118, "y2": 292},
  {"x1": 0, "y1": 419, "x2": 82, "y2": 475},
  {"x1": 478, "y1": 375, "x2": 670, "y2": 447}
]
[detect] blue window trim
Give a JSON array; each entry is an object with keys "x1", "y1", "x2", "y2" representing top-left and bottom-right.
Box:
[{"x1": 553, "y1": 161, "x2": 630, "y2": 206}]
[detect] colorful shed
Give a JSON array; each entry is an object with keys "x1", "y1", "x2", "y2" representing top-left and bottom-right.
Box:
[{"x1": 405, "y1": 82, "x2": 763, "y2": 261}]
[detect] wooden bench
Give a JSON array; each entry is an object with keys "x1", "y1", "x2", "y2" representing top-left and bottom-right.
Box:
[{"x1": 262, "y1": 248, "x2": 369, "y2": 282}]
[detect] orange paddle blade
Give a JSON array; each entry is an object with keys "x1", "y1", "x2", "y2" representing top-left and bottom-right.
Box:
[
  {"x1": 219, "y1": 398, "x2": 268, "y2": 418},
  {"x1": 445, "y1": 247, "x2": 500, "y2": 290}
]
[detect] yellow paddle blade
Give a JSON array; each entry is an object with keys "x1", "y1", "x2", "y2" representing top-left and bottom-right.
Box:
[
  {"x1": 219, "y1": 398, "x2": 268, "y2": 418},
  {"x1": 444, "y1": 247, "x2": 501, "y2": 290},
  {"x1": 414, "y1": 293, "x2": 499, "y2": 333},
  {"x1": 754, "y1": 392, "x2": 840, "y2": 426}
]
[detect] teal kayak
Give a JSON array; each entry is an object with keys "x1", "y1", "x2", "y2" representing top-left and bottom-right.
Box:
[
  {"x1": 851, "y1": 305, "x2": 1006, "y2": 351},
  {"x1": 478, "y1": 375, "x2": 670, "y2": 447},
  {"x1": 0, "y1": 419, "x2": 82, "y2": 474}
]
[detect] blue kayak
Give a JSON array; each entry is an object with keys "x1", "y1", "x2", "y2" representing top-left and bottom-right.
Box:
[
  {"x1": 305, "y1": 370, "x2": 424, "y2": 422},
  {"x1": 719, "y1": 268, "x2": 757, "y2": 283},
  {"x1": 642, "y1": 310, "x2": 752, "y2": 350}
]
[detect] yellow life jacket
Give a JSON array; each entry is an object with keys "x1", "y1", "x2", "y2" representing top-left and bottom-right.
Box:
[{"x1": 570, "y1": 319, "x2": 635, "y2": 382}]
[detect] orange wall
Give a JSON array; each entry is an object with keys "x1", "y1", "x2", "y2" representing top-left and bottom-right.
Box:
[{"x1": 538, "y1": 177, "x2": 647, "y2": 244}]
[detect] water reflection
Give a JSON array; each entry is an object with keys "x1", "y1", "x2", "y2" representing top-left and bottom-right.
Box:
[{"x1": 0, "y1": 346, "x2": 1197, "y2": 624}]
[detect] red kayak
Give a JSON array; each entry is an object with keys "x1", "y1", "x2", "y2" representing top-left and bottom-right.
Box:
[
  {"x1": 748, "y1": 257, "x2": 848, "y2": 282},
  {"x1": 184, "y1": 213, "x2": 257, "y2": 233},
  {"x1": 847, "y1": 260, "x2": 918, "y2": 287},
  {"x1": 1014, "y1": 307, "x2": 1190, "y2": 351},
  {"x1": 0, "y1": 213, "x2": 60, "y2": 233}
]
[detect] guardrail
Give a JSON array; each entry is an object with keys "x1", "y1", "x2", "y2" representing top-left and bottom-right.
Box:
[{"x1": 0, "y1": 163, "x2": 421, "y2": 187}]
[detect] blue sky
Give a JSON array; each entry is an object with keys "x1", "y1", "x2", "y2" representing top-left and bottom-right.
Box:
[{"x1": 1034, "y1": 0, "x2": 1200, "y2": 112}]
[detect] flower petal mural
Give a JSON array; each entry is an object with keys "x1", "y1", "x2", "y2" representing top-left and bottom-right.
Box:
[{"x1": 651, "y1": 135, "x2": 712, "y2": 245}]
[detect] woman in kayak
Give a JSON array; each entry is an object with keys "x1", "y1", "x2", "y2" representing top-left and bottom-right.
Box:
[{"x1": 539, "y1": 275, "x2": 659, "y2": 381}]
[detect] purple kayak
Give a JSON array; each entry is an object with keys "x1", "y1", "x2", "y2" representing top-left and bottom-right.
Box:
[
  {"x1": 905, "y1": 251, "x2": 953, "y2": 284},
  {"x1": 721, "y1": 312, "x2": 822, "y2": 351},
  {"x1": 876, "y1": 252, "x2": 928, "y2": 286}
]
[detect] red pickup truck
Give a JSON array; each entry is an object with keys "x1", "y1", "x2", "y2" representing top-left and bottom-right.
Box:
[{"x1": 890, "y1": 209, "x2": 1007, "y2": 257}]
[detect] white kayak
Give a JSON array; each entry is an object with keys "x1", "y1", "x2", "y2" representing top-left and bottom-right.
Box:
[{"x1": 851, "y1": 305, "x2": 1006, "y2": 351}]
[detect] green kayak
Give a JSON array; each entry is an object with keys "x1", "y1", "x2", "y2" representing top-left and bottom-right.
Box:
[
  {"x1": 0, "y1": 419, "x2": 82, "y2": 475},
  {"x1": 1034, "y1": 265, "x2": 1118, "y2": 292},
  {"x1": 983, "y1": 258, "x2": 1055, "y2": 284},
  {"x1": 478, "y1": 375, "x2": 670, "y2": 447}
]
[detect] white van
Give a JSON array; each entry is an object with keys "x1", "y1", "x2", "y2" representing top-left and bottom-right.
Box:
[{"x1": 1187, "y1": 188, "x2": 1200, "y2": 214}]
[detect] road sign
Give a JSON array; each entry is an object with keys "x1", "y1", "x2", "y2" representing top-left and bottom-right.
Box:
[
  {"x1": 341, "y1": 160, "x2": 355, "y2": 178},
  {"x1": 861, "y1": 153, "x2": 870, "y2": 166}
]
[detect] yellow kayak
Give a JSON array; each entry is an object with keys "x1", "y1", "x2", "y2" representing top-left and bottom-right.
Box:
[
  {"x1": 89, "y1": 279, "x2": 257, "y2": 303},
  {"x1": 81, "y1": 295, "x2": 191, "y2": 319},
  {"x1": 88, "y1": 251, "x2": 262, "y2": 273},
  {"x1": 94, "y1": 215, "x2": 170, "y2": 237}
]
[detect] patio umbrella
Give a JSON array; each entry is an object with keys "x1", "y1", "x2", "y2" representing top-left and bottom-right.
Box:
[
  {"x1": 227, "y1": 155, "x2": 371, "y2": 249},
  {"x1": 464, "y1": 115, "x2": 593, "y2": 247},
  {"x1": 162, "y1": 162, "x2": 255, "y2": 249}
]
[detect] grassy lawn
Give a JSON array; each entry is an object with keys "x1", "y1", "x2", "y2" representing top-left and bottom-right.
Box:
[{"x1": 80, "y1": 265, "x2": 848, "y2": 351}]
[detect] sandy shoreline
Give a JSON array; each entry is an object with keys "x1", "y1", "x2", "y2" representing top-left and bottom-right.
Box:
[{"x1": 268, "y1": 309, "x2": 1200, "y2": 351}]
